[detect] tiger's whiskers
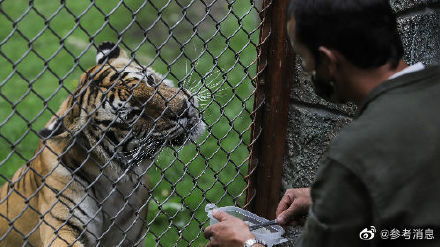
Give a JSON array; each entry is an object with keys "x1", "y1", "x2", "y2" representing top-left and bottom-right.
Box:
[{"x1": 182, "y1": 61, "x2": 228, "y2": 109}]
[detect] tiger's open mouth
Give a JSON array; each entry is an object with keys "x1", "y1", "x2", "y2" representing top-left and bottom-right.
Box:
[
  {"x1": 167, "y1": 102, "x2": 206, "y2": 146},
  {"x1": 168, "y1": 116, "x2": 205, "y2": 146},
  {"x1": 117, "y1": 104, "x2": 205, "y2": 166}
]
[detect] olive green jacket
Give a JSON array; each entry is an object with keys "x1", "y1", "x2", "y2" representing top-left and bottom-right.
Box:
[{"x1": 299, "y1": 66, "x2": 440, "y2": 247}]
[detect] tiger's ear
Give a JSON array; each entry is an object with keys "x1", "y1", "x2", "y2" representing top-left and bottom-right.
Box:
[
  {"x1": 39, "y1": 116, "x2": 65, "y2": 139},
  {"x1": 96, "y1": 42, "x2": 128, "y2": 64},
  {"x1": 39, "y1": 98, "x2": 75, "y2": 139}
]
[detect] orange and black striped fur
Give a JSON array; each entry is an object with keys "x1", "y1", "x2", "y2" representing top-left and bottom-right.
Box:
[{"x1": 0, "y1": 42, "x2": 205, "y2": 246}]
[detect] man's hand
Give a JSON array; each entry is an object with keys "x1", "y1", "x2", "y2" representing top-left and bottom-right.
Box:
[
  {"x1": 276, "y1": 188, "x2": 311, "y2": 226},
  {"x1": 204, "y1": 210, "x2": 255, "y2": 247}
]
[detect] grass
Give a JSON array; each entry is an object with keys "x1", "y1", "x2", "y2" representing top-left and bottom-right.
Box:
[{"x1": 0, "y1": 0, "x2": 260, "y2": 246}]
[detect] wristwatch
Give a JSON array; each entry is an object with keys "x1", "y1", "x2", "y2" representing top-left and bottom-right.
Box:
[{"x1": 244, "y1": 238, "x2": 267, "y2": 247}]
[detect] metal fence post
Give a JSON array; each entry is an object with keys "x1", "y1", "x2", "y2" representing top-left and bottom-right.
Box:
[{"x1": 246, "y1": 0, "x2": 295, "y2": 219}]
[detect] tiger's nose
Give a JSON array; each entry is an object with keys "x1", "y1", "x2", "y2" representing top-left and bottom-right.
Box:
[
  {"x1": 164, "y1": 100, "x2": 190, "y2": 121},
  {"x1": 177, "y1": 100, "x2": 191, "y2": 119}
]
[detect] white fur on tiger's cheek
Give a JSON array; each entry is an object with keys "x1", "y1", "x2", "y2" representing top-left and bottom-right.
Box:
[
  {"x1": 189, "y1": 118, "x2": 206, "y2": 142},
  {"x1": 47, "y1": 120, "x2": 57, "y2": 131}
]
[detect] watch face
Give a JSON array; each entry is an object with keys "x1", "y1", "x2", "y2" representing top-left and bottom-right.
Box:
[
  {"x1": 244, "y1": 239, "x2": 266, "y2": 247},
  {"x1": 244, "y1": 239, "x2": 258, "y2": 247}
]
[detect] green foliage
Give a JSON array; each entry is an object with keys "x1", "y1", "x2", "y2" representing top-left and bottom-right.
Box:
[{"x1": 0, "y1": 0, "x2": 259, "y2": 245}]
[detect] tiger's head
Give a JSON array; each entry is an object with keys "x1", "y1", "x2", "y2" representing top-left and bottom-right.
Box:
[{"x1": 40, "y1": 42, "x2": 205, "y2": 171}]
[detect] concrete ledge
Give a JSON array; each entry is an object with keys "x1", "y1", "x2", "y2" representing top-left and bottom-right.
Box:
[
  {"x1": 398, "y1": 9, "x2": 440, "y2": 65},
  {"x1": 391, "y1": 0, "x2": 440, "y2": 13},
  {"x1": 283, "y1": 105, "x2": 351, "y2": 190},
  {"x1": 290, "y1": 57, "x2": 357, "y2": 115}
]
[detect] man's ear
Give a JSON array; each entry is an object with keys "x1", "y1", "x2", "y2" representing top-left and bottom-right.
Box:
[
  {"x1": 96, "y1": 41, "x2": 128, "y2": 64},
  {"x1": 39, "y1": 116, "x2": 65, "y2": 139},
  {"x1": 318, "y1": 46, "x2": 338, "y2": 75}
]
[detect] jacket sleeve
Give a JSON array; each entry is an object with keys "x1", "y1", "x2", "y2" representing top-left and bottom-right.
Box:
[{"x1": 297, "y1": 158, "x2": 373, "y2": 247}]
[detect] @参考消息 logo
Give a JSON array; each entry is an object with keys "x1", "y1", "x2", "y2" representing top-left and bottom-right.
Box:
[{"x1": 360, "y1": 226, "x2": 376, "y2": 240}]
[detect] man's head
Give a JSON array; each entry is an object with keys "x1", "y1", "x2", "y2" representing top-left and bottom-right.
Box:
[{"x1": 287, "y1": 0, "x2": 405, "y2": 104}]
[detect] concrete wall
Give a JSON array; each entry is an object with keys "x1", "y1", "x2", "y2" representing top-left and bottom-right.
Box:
[{"x1": 281, "y1": 1, "x2": 440, "y2": 245}]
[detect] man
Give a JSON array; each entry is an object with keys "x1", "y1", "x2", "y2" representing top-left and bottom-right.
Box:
[{"x1": 204, "y1": 0, "x2": 440, "y2": 246}]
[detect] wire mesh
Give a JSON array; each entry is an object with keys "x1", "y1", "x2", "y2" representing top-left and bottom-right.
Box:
[{"x1": 0, "y1": 0, "x2": 268, "y2": 246}]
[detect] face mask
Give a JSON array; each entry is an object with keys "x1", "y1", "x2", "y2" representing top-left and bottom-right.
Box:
[{"x1": 310, "y1": 70, "x2": 339, "y2": 103}]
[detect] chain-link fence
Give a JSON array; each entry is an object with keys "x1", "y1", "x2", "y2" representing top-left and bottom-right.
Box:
[{"x1": 0, "y1": 0, "x2": 271, "y2": 246}]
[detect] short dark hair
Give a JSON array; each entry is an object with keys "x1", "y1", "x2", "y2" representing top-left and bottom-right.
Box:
[{"x1": 288, "y1": 0, "x2": 404, "y2": 69}]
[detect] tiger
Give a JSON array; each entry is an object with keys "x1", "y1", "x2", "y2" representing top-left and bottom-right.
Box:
[{"x1": 0, "y1": 42, "x2": 205, "y2": 246}]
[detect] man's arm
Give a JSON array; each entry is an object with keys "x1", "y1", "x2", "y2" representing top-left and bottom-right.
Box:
[{"x1": 298, "y1": 158, "x2": 372, "y2": 247}]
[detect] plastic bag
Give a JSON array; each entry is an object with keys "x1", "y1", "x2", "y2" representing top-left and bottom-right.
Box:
[{"x1": 205, "y1": 204, "x2": 288, "y2": 246}]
